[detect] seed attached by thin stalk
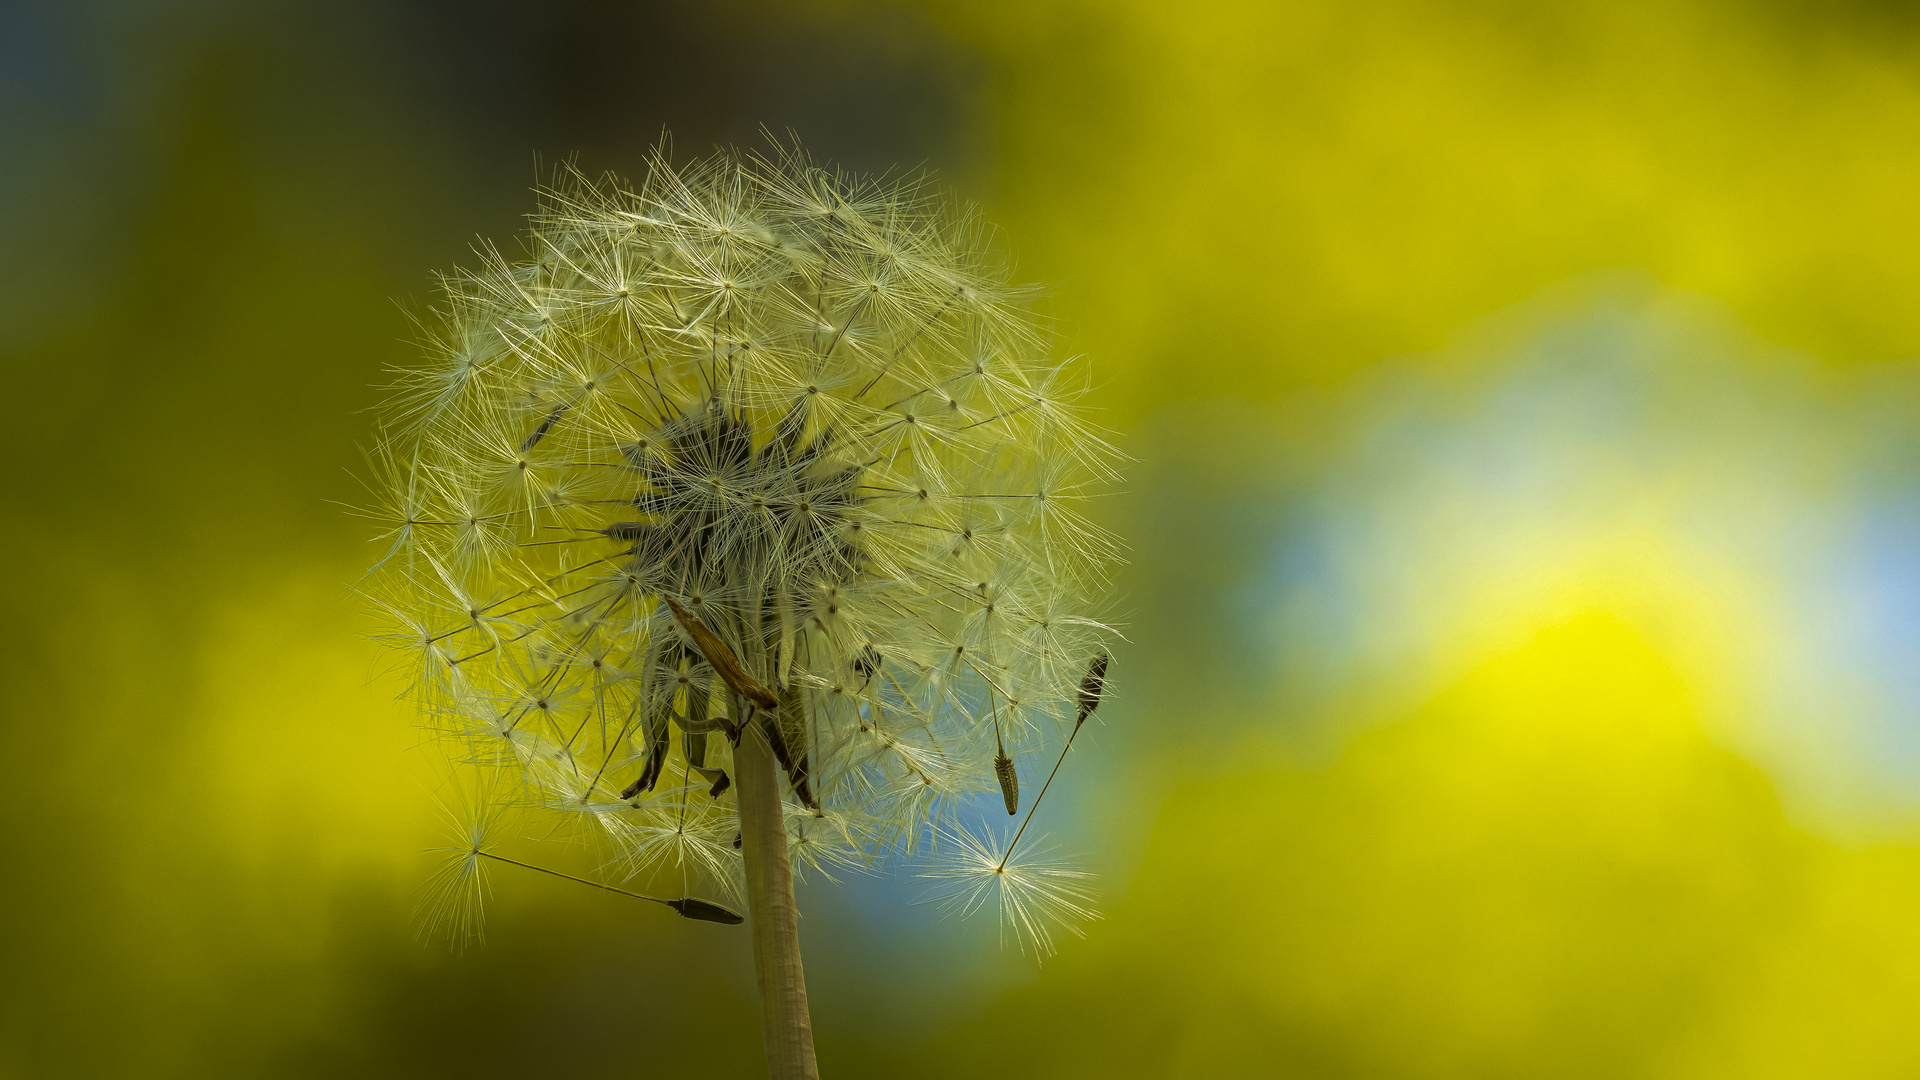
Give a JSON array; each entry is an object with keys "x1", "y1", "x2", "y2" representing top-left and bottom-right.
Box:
[
  {"x1": 852, "y1": 645, "x2": 882, "y2": 685},
  {"x1": 778, "y1": 685, "x2": 820, "y2": 810},
  {"x1": 993, "y1": 710, "x2": 1019, "y2": 816},
  {"x1": 476, "y1": 850, "x2": 742, "y2": 924},
  {"x1": 988, "y1": 680, "x2": 1019, "y2": 815},
  {"x1": 519, "y1": 403, "x2": 569, "y2": 451},
  {"x1": 999, "y1": 652, "x2": 1111, "y2": 868}
]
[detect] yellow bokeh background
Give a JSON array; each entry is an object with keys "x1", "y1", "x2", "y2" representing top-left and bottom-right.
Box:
[{"x1": 6, "y1": 0, "x2": 1920, "y2": 1075}]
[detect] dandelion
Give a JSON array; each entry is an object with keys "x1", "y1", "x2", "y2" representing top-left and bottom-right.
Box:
[
  {"x1": 418, "y1": 785, "x2": 743, "y2": 952},
  {"x1": 362, "y1": 140, "x2": 1119, "y2": 1079}
]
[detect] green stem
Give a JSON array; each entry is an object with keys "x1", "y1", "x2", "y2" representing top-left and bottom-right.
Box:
[{"x1": 736, "y1": 722, "x2": 819, "y2": 1080}]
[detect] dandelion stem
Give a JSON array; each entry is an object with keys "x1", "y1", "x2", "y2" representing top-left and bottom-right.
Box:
[{"x1": 736, "y1": 722, "x2": 819, "y2": 1080}]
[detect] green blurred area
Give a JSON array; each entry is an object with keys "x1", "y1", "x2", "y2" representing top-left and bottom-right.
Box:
[
  {"x1": 921, "y1": 616, "x2": 1920, "y2": 1077},
  {"x1": 6, "y1": 0, "x2": 1920, "y2": 1076}
]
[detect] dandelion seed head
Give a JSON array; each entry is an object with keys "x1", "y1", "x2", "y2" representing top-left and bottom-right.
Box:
[{"x1": 366, "y1": 140, "x2": 1118, "y2": 949}]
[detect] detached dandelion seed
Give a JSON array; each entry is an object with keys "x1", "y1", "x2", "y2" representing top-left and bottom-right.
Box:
[{"x1": 362, "y1": 139, "x2": 1120, "y2": 1079}]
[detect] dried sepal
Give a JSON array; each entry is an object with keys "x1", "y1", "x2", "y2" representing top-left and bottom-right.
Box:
[
  {"x1": 683, "y1": 671, "x2": 711, "y2": 768},
  {"x1": 664, "y1": 595, "x2": 778, "y2": 711},
  {"x1": 695, "y1": 766, "x2": 732, "y2": 798}
]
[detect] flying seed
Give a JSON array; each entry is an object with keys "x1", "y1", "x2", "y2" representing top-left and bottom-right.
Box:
[{"x1": 995, "y1": 751, "x2": 1019, "y2": 816}]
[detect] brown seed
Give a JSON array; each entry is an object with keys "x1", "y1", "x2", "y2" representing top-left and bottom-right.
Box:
[
  {"x1": 667, "y1": 898, "x2": 743, "y2": 924},
  {"x1": 1076, "y1": 652, "x2": 1110, "y2": 728},
  {"x1": 995, "y1": 751, "x2": 1019, "y2": 816}
]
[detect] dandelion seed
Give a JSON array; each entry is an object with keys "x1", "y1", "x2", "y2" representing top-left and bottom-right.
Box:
[
  {"x1": 482, "y1": 846, "x2": 744, "y2": 924},
  {"x1": 417, "y1": 793, "x2": 742, "y2": 939}
]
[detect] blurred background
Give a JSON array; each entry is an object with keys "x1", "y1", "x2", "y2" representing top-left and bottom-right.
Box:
[{"x1": 6, "y1": 0, "x2": 1920, "y2": 1075}]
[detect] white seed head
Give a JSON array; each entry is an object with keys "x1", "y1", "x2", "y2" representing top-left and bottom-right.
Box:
[{"x1": 367, "y1": 142, "x2": 1118, "y2": 954}]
